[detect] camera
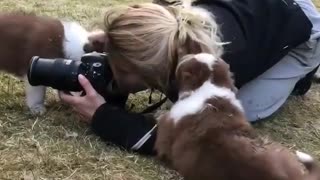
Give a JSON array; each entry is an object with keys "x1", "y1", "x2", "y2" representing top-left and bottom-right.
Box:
[
  {"x1": 28, "y1": 52, "x2": 110, "y2": 95},
  {"x1": 27, "y1": 52, "x2": 128, "y2": 107}
]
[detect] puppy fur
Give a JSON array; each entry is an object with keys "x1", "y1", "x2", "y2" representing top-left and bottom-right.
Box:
[
  {"x1": 0, "y1": 12, "x2": 101, "y2": 114},
  {"x1": 155, "y1": 53, "x2": 320, "y2": 180}
]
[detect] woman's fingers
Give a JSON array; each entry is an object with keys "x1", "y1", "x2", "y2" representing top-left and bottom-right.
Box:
[
  {"x1": 57, "y1": 75, "x2": 106, "y2": 121},
  {"x1": 59, "y1": 91, "x2": 80, "y2": 105},
  {"x1": 78, "y1": 74, "x2": 97, "y2": 97}
]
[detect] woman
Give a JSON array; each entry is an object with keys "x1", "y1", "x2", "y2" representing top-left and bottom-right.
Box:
[{"x1": 59, "y1": 0, "x2": 320, "y2": 155}]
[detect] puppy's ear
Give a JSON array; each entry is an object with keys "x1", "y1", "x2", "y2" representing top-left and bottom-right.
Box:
[{"x1": 84, "y1": 30, "x2": 107, "y2": 53}]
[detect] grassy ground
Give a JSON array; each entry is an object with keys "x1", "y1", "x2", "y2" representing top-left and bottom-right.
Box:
[{"x1": 0, "y1": 0, "x2": 319, "y2": 179}]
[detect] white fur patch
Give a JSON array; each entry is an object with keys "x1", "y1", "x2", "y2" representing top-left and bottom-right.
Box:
[
  {"x1": 296, "y1": 151, "x2": 314, "y2": 163},
  {"x1": 62, "y1": 21, "x2": 89, "y2": 61},
  {"x1": 169, "y1": 80, "x2": 244, "y2": 124},
  {"x1": 24, "y1": 76, "x2": 46, "y2": 115},
  {"x1": 194, "y1": 53, "x2": 217, "y2": 71}
]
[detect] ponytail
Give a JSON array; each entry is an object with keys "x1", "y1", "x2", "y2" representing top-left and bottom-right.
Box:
[{"x1": 167, "y1": 0, "x2": 225, "y2": 59}]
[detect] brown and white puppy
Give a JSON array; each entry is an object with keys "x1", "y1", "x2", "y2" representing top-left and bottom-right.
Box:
[
  {"x1": 155, "y1": 53, "x2": 320, "y2": 180},
  {"x1": 0, "y1": 12, "x2": 102, "y2": 115}
]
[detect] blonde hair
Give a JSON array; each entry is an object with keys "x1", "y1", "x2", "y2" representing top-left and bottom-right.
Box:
[{"x1": 104, "y1": 1, "x2": 225, "y2": 92}]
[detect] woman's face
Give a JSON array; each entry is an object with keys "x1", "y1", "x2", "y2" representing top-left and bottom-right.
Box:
[{"x1": 109, "y1": 60, "x2": 148, "y2": 94}]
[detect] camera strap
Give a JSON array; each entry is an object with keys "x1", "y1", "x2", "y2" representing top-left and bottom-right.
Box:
[
  {"x1": 139, "y1": 63, "x2": 178, "y2": 114},
  {"x1": 131, "y1": 70, "x2": 179, "y2": 151},
  {"x1": 130, "y1": 90, "x2": 165, "y2": 151},
  {"x1": 139, "y1": 96, "x2": 168, "y2": 114}
]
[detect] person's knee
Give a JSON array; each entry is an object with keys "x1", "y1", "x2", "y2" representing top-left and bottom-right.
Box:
[{"x1": 243, "y1": 108, "x2": 272, "y2": 122}]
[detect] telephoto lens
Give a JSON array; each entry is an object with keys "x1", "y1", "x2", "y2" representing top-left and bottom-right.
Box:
[
  {"x1": 27, "y1": 56, "x2": 83, "y2": 92},
  {"x1": 27, "y1": 52, "x2": 129, "y2": 108}
]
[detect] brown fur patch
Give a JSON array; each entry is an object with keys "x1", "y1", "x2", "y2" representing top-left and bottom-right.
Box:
[{"x1": 0, "y1": 12, "x2": 65, "y2": 76}]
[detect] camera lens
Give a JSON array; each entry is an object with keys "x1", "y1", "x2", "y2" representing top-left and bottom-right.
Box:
[{"x1": 27, "y1": 57, "x2": 83, "y2": 91}]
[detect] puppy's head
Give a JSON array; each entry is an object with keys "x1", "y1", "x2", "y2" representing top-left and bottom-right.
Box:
[
  {"x1": 83, "y1": 29, "x2": 106, "y2": 53},
  {"x1": 175, "y1": 53, "x2": 237, "y2": 95}
]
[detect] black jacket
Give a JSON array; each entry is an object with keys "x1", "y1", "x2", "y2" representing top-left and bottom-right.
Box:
[
  {"x1": 194, "y1": 0, "x2": 313, "y2": 87},
  {"x1": 91, "y1": 0, "x2": 313, "y2": 155}
]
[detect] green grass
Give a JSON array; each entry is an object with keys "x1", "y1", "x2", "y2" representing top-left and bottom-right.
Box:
[
  {"x1": 0, "y1": 0, "x2": 319, "y2": 179},
  {"x1": 315, "y1": 0, "x2": 320, "y2": 8}
]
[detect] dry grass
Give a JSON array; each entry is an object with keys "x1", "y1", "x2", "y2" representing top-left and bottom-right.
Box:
[{"x1": 0, "y1": 0, "x2": 320, "y2": 179}]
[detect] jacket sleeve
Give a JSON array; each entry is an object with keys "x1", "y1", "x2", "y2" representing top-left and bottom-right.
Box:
[{"x1": 90, "y1": 103, "x2": 158, "y2": 155}]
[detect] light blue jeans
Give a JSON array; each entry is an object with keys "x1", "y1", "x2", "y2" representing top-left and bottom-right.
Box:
[{"x1": 237, "y1": 32, "x2": 320, "y2": 122}]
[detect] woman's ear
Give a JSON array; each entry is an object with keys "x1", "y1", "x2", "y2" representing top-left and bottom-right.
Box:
[{"x1": 84, "y1": 30, "x2": 107, "y2": 53}]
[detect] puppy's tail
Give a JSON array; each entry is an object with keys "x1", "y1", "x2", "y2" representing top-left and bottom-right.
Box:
[{"x1": 296, "y1": 151, "x2": 320, "y2": 180}]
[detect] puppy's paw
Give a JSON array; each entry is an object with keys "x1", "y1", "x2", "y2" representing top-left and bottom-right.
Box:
[{"x1": 29, "y1": 104, "x2": 46, "y2": 115}]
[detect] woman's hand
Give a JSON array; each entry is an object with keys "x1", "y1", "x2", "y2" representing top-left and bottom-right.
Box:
[{"x1": 59, "y1": 74, "x2": 106, "y2": 124}]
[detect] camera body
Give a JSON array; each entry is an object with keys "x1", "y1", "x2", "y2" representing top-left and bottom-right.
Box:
[{"x1": 28, "y1": 52, "x2": 111, "y2": 96}]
